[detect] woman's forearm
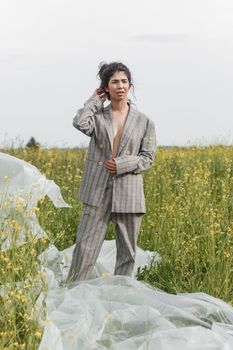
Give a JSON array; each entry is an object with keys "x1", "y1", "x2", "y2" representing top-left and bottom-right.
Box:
[{"x1": 73, "y1": 91, "x2": 103, "y2": 137}]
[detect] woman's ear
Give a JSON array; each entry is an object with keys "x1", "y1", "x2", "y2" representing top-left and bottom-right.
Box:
[{"x1": 104, "y1": 87, "x2": 109, "y2": 92}]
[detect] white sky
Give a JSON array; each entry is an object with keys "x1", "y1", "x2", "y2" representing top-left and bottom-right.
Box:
[{"x1": 0, "y1": 0, "x2": 233, "y2": 147}]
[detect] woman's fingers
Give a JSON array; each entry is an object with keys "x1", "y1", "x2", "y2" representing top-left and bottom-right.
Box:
[
  {"x1": 96, "y1": 88, "x2": 106, "y2": 99},
  {"x1": 105, "y1": 160, "x2": 115, "y2": 168},
  {"x1": 96, "y1": 87, "x2": 105, "y2": 94},
  {"x1": 105, "y1": 165, "x2": 115, "y2": 171},
  {"x1": 100, "y1": 95, "x2": 106, "y2": 101},
  {"x1": 105, "y1": 159, "x2": 116, "y2": 175},
  {"x1": 98, "y1": 93, "x2": 107, "y2": 102},
  {"x1": 106, "y1": 163, "x2": 115, "y2": 170}
]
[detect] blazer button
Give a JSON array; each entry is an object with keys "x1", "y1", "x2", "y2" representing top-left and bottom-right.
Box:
[
  {"x1": 126, "y1": 151, "x2": 131, "y2": 155},
  {"x1": 99, "y1": 144, "x2": 104, "y2": 148},
  {"x1": 98, "y1": 161, "x2": 103, "y2": 166}
]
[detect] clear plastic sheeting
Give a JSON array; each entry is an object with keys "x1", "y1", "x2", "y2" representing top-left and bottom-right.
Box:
[
  {"x1": 0, "y1": 152, "x2": 71, "y2": 208},
  {"x1": 1, "y1": 152, "x2": 233, "y2": 349},
  {"x1": 0, "y1": 152, "x2": 71, "y2": 250},
  {"x1": 38, "y1": 239, "x2": 160, "y2": 287},
  {"x1": 38, "y1": 275, "x2": 233, "y2": 350}
]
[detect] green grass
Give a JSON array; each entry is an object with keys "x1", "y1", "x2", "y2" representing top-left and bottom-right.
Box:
[{"x1": 1, "y1": 145, "x2": 233, "y2": 348}]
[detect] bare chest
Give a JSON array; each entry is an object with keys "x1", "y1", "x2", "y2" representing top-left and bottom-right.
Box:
[
  {"x1": 111, "y1": 110, "x2": 129, "y2": 158},
  {"x1": 112, "y1": 113, "x2": 128, "y2": 137}
]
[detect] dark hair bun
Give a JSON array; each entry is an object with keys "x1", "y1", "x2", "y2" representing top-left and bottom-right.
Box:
[{"x1": 98, "y1": 62, "x2": 108, "y2": 80}]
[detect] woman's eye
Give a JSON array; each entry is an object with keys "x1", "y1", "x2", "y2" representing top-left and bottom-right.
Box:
[{"x1": 110, "y1": 80, "x2": 128, "y2": 84}]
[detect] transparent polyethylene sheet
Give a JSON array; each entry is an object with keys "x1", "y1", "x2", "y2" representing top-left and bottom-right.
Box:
[
  {"x1": 0, "y1": 152, "x2": 71, "y2": 250},
  {"x1": 1, "y1": 151, "x2": 233, "y2": 349},
  {"x1": 38, "y1": 276, "x2": 233, "y2": 350},
  {"x1": 37, "y1": 239, "x2": 233, "y2": 350},
  {"x1": 0, "y1": 152, "x2": 71, "y2": 209}
]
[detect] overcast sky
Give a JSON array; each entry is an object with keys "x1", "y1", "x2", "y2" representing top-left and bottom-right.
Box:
[{"x1": 1, "y1": 0, "x2": 233, "y2": 148}]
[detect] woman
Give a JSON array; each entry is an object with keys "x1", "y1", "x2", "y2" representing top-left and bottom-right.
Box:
[{"x1": 67, "y1": 62, "x2": 156, "y2": 282}]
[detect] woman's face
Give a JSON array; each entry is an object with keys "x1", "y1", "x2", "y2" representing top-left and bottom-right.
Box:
[{"x1": 105, "y1": 71, "x2": 131, "y2": 101}]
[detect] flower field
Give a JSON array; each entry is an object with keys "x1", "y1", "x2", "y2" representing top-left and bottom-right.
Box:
[{"x1": 0, "y1": 145, "x2": 233, "y2": 349}]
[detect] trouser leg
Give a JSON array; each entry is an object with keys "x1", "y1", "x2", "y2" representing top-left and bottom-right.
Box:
[
  {"x1": 67, "y1": 204, "x2": 111, "y2": 282},
  {"x1": 112, "y1": 212, "x2": 143, "y2": 276},
  {"x1": 67, "y1": 201, "x2": 112, "y2": 282}
]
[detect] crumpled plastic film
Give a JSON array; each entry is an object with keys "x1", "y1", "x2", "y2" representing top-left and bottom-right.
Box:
[
  {"x1": 0, "y1": 151, "x2": 71, "y2": 250},
  {"x1": 38, "y1": 275, "x2": 233, "y2": 350},
  {"x1": 0, "y1": 152, "x2": 71, "y2": 208},
  {"x1": 1, "y1": 151, "x2": 233, "y2": 349},
  {"x1": 38, "y1": 239, "x2": 160, "y2": 287}
]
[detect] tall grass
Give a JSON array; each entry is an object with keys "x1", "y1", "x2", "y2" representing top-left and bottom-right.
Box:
[
  {"x1": 1, "y1": 145, "x2": 233, "y2": 347},
  {"x1": 139, "y1": 146, "x2": 233, "y2": 300},
  {"x1": 0, "y1": 193, "x2": 48, "y2": 349}
]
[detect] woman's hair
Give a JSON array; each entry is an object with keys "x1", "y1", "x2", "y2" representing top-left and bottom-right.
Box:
[{"x1": 97, "y1": 61, "x2": 134, "y2": 100}]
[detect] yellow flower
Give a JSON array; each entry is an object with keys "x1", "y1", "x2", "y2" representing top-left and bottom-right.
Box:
[
  {"x1": 35, "y1": 330, "x2": 42, "y2": 337},
  {"x1": 224, "y1": 251, "x2": 230, "y2": 258}
]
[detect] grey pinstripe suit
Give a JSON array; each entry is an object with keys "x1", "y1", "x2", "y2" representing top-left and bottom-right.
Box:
[{"x1": 67, "y1": 92, "x2": 156, "y2": 282}]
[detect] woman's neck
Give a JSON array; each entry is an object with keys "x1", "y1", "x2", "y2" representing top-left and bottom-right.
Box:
[{"x1": 110, "y1": 98, "x2": 129, "y2": 112}]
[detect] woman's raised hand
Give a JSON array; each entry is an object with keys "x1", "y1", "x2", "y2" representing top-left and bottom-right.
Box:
[{"x1": 96, "y1": 88, "x2": 107, "y2": 102}]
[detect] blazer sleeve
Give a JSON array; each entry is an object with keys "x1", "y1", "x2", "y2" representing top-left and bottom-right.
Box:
[
  {"x1": 73, "y1": 91, "x2": 103, "y2": 137},
  {"x1": 114, "y1": 118, "x2": 156, "y2": 175}
]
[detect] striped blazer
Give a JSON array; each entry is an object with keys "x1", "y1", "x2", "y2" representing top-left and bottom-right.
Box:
[{"x1": 73, "y1": 91, "x2": 156, "y2": 213}]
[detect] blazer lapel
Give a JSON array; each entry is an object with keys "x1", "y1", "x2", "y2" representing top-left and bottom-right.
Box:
[{"x1": 118, "y1": 102, "x2": 138, "y2": 154}]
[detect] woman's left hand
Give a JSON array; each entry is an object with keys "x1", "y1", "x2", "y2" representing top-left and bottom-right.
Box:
[{"x1": 105, "y1": 159, "x2": 117, "y2": 176}]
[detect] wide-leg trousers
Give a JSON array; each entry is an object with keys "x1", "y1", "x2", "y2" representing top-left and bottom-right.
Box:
[{"x1": 67, "y1": 178, "x2": 143, "y2": 282}]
